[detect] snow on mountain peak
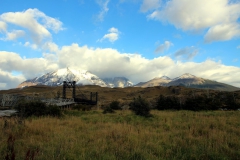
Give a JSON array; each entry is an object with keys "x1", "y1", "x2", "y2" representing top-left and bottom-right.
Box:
[
  {"x1": 160, "y1": 76, "x2": 171, "y2": 80},
  {"x1": 175, "y1": 73, "x2": 196, "y2": 80},
  {"x1": 18, "y1": 68, "x2": 134, "y2": 88}
]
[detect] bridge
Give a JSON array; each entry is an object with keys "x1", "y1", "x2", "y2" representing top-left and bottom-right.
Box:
[{"x1": 0, "y1": 81, "x2": 98, "y2": 108}]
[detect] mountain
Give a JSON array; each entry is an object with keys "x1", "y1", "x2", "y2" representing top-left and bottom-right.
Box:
[
  {"x1": 135, "y1": 76, "x2": 172, "y2": 87},
  {"x1": 168, "y1": 73, "x2": 205, "y2": 86},
  {"x1": 103, "y1": 77, "x2": 133, "y2": 88},
  {"x1": 18, "y1": 69, "x2": 239, "y2": 91},
  {"x1": 18, "y1": 68, "x2": 134, "y2": 88},
  {"x1": 136, "y1": 73, "x2": 240, "y2": 91},
  {"x1": 18, "y1": 68, "x2": 108, "y2": 88}
]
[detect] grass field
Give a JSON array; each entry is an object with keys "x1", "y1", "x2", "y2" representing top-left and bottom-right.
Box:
[{"x1": 0, "y1": 110, "x2": 240, "y2": 160}]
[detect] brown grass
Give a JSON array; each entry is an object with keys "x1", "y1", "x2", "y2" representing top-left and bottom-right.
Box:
[{"x1": 0, "y1": 110, "x2": 240, "y2": 159}]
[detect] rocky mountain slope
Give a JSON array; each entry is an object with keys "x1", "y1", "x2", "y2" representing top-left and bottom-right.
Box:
[
  {"x1": 135, "y1": 76, "x2": 172, "y2": 87},
  {"x1": 103, "y1": 77, "x2": 133, "y2": 88},
  {"x1": 136, "y1": 73, "x2": 239, "y2": 91},
  {"x1": 18, "y1": 68, "x2": 239, "y2": 91},
  {"x1": 18, "y1": 68, "x2": 133, "y2": 88}
]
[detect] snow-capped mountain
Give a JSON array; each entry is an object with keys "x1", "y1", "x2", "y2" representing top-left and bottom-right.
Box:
[
  {"x1": 135, "y1": 73, "x2": 239, "y2": 91},
  {"x1": 103, "y1": 77, "x2": 133, "y2": 88},
  {"x1": 135, "y1": 76, "x2": 172, "y2": 87},
  {"x1": 18, "y1": 68, "x2": 134, "y2": 88},
  {"x1": 18, "y1": 69, "x2": 239, "y2": 91},
  {"x1": 18, "y1": 68, "x2": 108, "y2": 88},
  {"x1": 168, "y1": 73, "x2": 205, "y2": 86}
]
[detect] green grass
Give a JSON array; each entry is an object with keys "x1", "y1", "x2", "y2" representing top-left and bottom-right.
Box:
[{"x1": 1, "y1": 110, "x2": 240, "y2": 159}]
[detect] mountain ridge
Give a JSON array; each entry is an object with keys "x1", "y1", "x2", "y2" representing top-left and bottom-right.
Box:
[
  {"x1": 18, "y1": 68, "x2": 133, "y2": 88},
  {"x1": 17, "y1": 68, "x2": 240, "y2": 91}
]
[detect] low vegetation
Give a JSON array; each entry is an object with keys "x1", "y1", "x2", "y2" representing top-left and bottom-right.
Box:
[
  {"x1": 1, "y1": 110, "x2": 240, "y2": 159},
  {"x1": 1, "y1": 86, "x2": 240, "y2": 159},
  {"x1": 130, "y1": 96, "x2": 151, "y2": 117},
  {"x1": 14, "y1": 100, "x2": 62, "y2": 118},
  {"x1": 156, "y1": 92, "x2": 240, "y2": 111}
]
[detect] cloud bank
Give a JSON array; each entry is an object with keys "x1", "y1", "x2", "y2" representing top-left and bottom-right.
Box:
[{"x1": 1, "y1": 44, "x2": 240, "y2": 90}]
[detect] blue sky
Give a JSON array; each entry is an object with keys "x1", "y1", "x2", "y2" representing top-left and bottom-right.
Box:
[{"x1": 0, "y1": 0, "x2": 240, "y2": 89}]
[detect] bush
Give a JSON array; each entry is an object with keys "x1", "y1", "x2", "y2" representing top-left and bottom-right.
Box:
[
  {"x1": 109, "y1": 101, "x2": 121, "y2": 110},
  {"x1": 103, "y1": 106, "x2": 115, "y2": 114},
  {"x1": 156, "y1": 95, "x2": 180, "y2": 110},
  {"x1": 73, "y1": 104, "x2": 91, "y2": 111},
  {"x1": 47, "y1": 105, "x2": 62, "y2": 117},
  {"x1": 129, "y1": 96, "x2": 151, "y2": 117},
  {"x1": 15, "y1": 100, "x2": 62, "y2": 117}
]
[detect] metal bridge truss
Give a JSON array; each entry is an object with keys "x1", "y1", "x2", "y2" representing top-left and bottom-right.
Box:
[
  {"x1": 0, "y1": 94, "x2": 75, "y2": 107},
  {"x1": 42, "y1": 98, "x2": 75, "y2": 106},
  {"x1": 1, "y1": 94, "x2": 21, "y2": 107}
]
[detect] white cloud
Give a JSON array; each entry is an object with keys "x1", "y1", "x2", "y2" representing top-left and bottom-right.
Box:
[
  {"x1": 237, "y1": 45, "x2": 240, "y2": 49},
  {"x1": 0, "y1": 69, "x2": 25, "y2": 90},
  {"x1": 155, "y1": 41, "x2": 173, "y2": 53},
  {"x1": 98, "y1": 27, "x2": 120, "y2": 42},
  {"x1": 140, "y1": 0, "x2": 161, "y2": 12},
  {"x1": 174, "y1": 47, "x2": 198, "y2": 60},
  {"x1": 42, "y1": 42, "x2": 59, "y2": 52},
  {"x1": 148, "y1": 0, "x2": 240, "y2": 42},
  {"x1": 96, "y1": 0, "x2": 110, "y2": 22},
  {"x1": 0, "y1": 21, "x2": 7, "y2": 32},
  {"x1": 0, "y1": 51, "x2": 58, "y2": 79},
  {"x1": 0, "y1": 8, "x2": 63, "y2": 46},
  {"x1": 204, "y1": 23, "x2": 240, "y2": 42},
  {"x1": 4, "y1": 30, "x2": 25, "y2": 41},
  {"x1": 1, "y1": 44, "x2": 240, "y2": 89},
  {"x1": 56, "y1": 44, "x2": 240, "y2": 87}
]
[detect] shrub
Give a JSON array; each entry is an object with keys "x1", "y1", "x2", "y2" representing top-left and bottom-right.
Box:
[
  {"x1": 156, "y1": 95, "x2": 180, "y2": 110},
  {"x1": 15, "y1": 100, "x2": 62, "y2": 117},
  {"x1": 109, "y1": 101, "x2": 121, "y2": 110},
  {"x1": 73, "y1": 104, "x2": 91, "y2": 111},
  {"x1": 47, "y1": 105, "x2": 62, "y2": 117},
  {"x1": 129, "y1": 96, "x2": 151, "y2": 117},
  {"x1": 103, "y1": 106, "x2": 115, "y2": 114}
]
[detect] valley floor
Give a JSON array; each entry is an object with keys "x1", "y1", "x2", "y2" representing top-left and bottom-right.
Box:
[{"x1": 0, "y1": 110, "x2": 240, "y2": 160}]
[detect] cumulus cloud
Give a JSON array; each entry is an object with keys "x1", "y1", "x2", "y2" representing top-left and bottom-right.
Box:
[
  {"x1": 0, "y1": 8, "x2": 63, "y2": 47},
  {"x1": 98, "y1": 27, "x2": 120, "y2": 42},
  {"x1": 148, "y1": 0, "x2": 240, "y2": 42},
  {"x1": 42, "y1": 42, "x2": 59, "y2": 52},
  {"x1": 3, "y1": 30, "x2": 25, "y2": 41},
  {"x1": 155, "y1": 41, "x2": 173, "y2": 53},
  {"x1": 0, "y1": 21, "x2": 7, "y2": 32},
  {"x1": 204, "y1": 23, "x2": 240, "y2": 42},
  {"x1": 1, "y1": 44, "x2": 240, "y2": 90},
  {"x1": 140, "y1": 0, "x2": 161, "y2": 12},
  {"x1": 96, "y1": 0, "x2": 110, "y2": 22},
  {"x1": 0, "y1": 51, "x2": 58, "y2": 79},
  {"x1": 174, "y1": 47, "x2": 198, "y2": 60},
  {"x1": 0, "y1": 69, "x2": 25, "y2": 90}
]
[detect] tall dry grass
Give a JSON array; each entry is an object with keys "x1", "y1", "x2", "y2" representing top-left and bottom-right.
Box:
[{"x1": 0, "y1": 110, "x2": 240, "y2": 159}]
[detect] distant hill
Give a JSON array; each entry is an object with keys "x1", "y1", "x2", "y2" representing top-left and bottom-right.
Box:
[{"x1": 135, "y1": 73, "x2": 239, "y2": 92}]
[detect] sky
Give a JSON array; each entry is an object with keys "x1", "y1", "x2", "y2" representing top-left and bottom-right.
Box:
[{"x1": 0, "y1": 0, "x2": 240, "y2": 90}]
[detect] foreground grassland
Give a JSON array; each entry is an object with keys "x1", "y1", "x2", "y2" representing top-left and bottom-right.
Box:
[{"x1": 0, "y1": 110, "x2": 240, "y2": 160}]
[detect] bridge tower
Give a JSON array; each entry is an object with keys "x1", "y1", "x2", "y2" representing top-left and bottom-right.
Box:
[{"x1": 62, "y1": 81, "x2": 76, "y2": 99}]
